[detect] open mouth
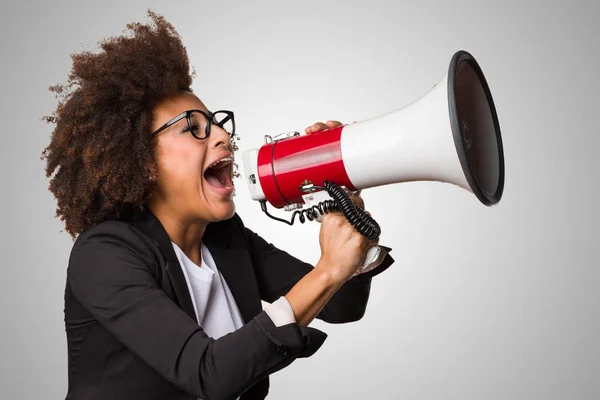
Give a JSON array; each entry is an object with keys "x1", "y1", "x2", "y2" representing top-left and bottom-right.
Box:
[{"x1": 203, "y1": 156, "x2": 234, "y2": 190}]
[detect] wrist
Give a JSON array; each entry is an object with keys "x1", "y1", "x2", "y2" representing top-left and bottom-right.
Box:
[{"x1": 314, "y1": 258, "x2": 346, "y2": 287}]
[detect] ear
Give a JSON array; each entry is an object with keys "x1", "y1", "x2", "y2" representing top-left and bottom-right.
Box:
[{"x1": 146, "y1": 160, "x2": 159, "y2": 183}]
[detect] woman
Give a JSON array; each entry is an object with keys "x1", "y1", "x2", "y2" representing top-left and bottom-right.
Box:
[{"x1": 42, "y1": 11, "x2": 394, "y2": 400}]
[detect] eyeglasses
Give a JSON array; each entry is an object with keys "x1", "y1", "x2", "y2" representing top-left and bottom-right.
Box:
[{"x1": 151, "y1": 109, "x2": 235, "y2": 140}]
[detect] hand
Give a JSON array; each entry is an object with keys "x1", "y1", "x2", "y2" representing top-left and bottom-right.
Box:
[{"x1": 315, "y1": 211, "x2": 379, "y2": 284}]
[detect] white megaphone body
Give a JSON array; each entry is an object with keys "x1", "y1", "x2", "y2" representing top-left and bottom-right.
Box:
[{"x1": 241, "y1": 50, "x2": 505, "y2": 274}]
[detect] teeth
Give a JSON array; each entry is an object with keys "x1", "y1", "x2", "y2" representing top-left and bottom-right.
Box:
[{"x1": 208, "y1": 156, "x2": 233, "y2": 169}]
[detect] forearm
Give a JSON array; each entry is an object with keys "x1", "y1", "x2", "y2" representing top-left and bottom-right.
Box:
[{"x1": 284, "y1": 260, "x2": 344, "y2": 326}]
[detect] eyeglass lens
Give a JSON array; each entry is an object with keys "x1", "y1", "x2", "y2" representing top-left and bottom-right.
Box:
[{"x1": 186, "y1": 111, "x2": 234, "y2": 139}]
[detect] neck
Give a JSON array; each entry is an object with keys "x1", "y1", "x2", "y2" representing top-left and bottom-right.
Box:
[{"x1": 148, "y1": 200, "x2": 207, "y2": 266}]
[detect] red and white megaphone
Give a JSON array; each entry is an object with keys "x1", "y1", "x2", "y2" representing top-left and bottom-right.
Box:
[{"x1": 241, "y1": 50, "x2": 505, "y2": 273}]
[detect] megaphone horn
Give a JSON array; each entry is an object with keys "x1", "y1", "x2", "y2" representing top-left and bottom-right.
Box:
[{"x1": 242, "y1": 50, "x2": 504, "y2": 210}]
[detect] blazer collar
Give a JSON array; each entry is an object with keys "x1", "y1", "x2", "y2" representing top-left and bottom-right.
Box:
[{"x1": 130, "y1": 207, "x2": 261, "y2": 325}]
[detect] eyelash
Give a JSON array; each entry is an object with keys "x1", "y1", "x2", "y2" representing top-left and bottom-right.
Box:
[{"x1": 184, "y1": 124, "x2": 200, "y2": 133}]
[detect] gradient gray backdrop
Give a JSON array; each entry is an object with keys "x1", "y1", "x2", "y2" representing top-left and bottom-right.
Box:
[{"x1": 1, "y1": 0, "x2": 598, "y2": 399}]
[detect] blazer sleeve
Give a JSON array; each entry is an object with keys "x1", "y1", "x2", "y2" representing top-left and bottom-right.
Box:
[
  {"x1": 67, "y1": 221, "x2": 327, "y2": 400},
  {"x1": 232, "y1": 214, "x2": 395, "y2": 324}
]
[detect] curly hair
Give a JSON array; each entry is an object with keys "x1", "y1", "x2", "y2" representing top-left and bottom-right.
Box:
[{"x1": 41, "y1": 10, "x2": 195, "y2": 239}]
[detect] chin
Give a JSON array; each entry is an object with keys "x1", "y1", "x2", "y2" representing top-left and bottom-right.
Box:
[{"x1": 210, "y1": 201, "x2": 236, "y2": 222}]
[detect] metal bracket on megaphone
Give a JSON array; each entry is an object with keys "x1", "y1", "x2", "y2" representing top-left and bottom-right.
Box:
[
  {"x1": 298, "y1": 180, "x2": 344, "y2": 222},
  {"x1": 264, "y1": 131, "x2": 301, "y2": 144}
]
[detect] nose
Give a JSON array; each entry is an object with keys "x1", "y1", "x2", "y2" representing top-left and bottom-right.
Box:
[{"x1": 209, "y1": 123, "x2": 231, "y2": 150}]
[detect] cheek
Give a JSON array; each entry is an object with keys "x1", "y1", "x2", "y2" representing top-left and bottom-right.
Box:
[{"x1": 158, "y1": 142, "x2": 203, "y2": 185}]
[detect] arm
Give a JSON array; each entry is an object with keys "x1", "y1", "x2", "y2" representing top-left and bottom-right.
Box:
[
  {"x1": 68, "y1": 222, "x2": 328, "y2": 400},
  {"x1": 235, "y1": 214, "x2": 395, "y2": 325},
  {"x1": 275, "y1": 260, "x2": 348, "y2": 326}
]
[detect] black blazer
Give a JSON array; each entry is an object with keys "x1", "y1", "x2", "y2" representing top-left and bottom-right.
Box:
[{"x1": 64, "y1": 208, "x2": 394, "y2": 400}]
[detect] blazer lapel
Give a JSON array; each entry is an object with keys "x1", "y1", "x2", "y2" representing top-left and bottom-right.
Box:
[
  {"x1": 130, "y1": 208, "x2": 198, "y2": 323},
  {"x1": 203, "y1": 222, "x2": 263, "y2": 324}
]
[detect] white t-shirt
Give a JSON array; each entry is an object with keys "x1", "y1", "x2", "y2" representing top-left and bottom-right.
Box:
[{"x1": 172, "y1": 241, "x2": 245, "y2": 339}]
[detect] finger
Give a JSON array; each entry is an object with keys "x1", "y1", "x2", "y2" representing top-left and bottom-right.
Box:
[
  {"x1": 320, "y1": 211, "x2": 343, "y2": 224},
  {"x1": 305, "y1": 120, "x2": 344, "y2": 134},
  {"x1": 367, "y1": 236, "x2": 380, "y2": 248},
  {"x1": 346, "y1": 188, "x2": 362, "y2": 197},
  {"x1": 349, "y1": 190, "x2": 364, "y2": 207},
  {"x1": 350, "y1": 195, "x2": 365, "y2": 210},
  {"x1": 305, "y1": 121, "x2": 328, "y2": 134}
]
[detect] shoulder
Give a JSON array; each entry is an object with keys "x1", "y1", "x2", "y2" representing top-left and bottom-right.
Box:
[
  {"x1": 68, "y1": 220, "x2": 158, "y2": 277},
  {"x1": 73, "y1": 220, "x2": 151, "y2": 253}
]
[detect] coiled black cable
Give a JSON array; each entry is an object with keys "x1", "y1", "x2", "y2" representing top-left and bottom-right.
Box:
[{"x1": 259, "y1": 180, "x2": 381, "y2": 240}]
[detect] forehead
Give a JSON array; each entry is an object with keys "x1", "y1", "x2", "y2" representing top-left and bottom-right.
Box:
[{"x1": 153, "y1": 91, "x2": 208, "y2": 128}]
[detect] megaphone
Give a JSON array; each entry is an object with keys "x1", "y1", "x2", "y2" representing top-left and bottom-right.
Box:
[{"x1": 241, "y1": 50, "x2": 504, "y2": 272}]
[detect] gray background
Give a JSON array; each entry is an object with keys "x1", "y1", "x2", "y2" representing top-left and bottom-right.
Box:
[{"x1": 1, "y1": 0, "x2": 598, "y2": 399}]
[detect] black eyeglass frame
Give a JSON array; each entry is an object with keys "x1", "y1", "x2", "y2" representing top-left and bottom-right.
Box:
[{"x1": 151, "y1": 109, "x2": 235, "y2": 140}]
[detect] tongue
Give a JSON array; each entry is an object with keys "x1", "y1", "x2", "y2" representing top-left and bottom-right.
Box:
[{"x1": 205, "y1": 174, "x2": 225, "y2": 188}]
